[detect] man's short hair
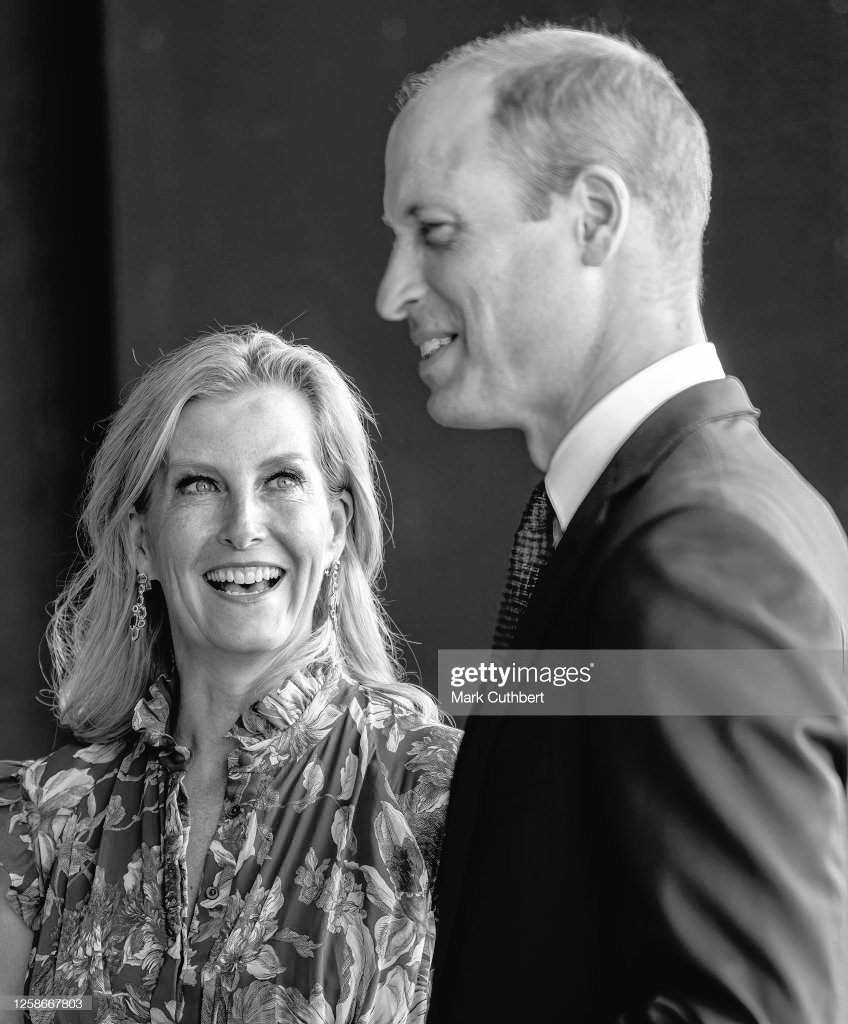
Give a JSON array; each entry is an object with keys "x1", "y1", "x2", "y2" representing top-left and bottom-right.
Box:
[{"x1": 397, "y1": 26, "x2": 711, "y2": 281}]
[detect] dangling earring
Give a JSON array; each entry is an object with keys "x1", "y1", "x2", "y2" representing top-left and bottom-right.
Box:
[
  {"x1": 130, "y1": 572, "x2": 152, "y2": 642},
  {"x1": 324, "y1": 560, "x2": 340, "y2": 630}
]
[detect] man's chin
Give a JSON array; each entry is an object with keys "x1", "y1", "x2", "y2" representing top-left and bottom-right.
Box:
[{"x1": 425, "y1": 390, "x2": 505, "y2": 431}]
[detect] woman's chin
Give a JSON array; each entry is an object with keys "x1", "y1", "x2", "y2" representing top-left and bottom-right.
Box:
[{"x1": 174, "y1": 617, "x2": 305, "y2": 666}]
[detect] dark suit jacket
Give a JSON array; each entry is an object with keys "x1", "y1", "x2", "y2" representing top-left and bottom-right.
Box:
[{"x1": 428, "y1": 378, "x2": 848, "y2": 1023}]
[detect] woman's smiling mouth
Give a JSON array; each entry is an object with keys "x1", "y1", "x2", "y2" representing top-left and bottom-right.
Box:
[{"x1": 204, "y1": 565, "x2": 283, "y2": 596}]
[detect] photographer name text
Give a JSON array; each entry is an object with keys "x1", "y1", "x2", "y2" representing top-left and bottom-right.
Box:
[{"x1": 450, "y1": 661, "x2": 594, "y2": 704}]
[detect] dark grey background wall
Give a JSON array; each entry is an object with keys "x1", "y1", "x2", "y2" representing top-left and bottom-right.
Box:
[
  {"x1": 0, "y1": 5, "x2": 113, "y2": 758},
  {"x1": 2, "y1": 0, "x2": 847, "y2": 757}
]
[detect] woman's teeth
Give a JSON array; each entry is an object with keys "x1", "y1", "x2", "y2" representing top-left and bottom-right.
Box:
[
  {"x1": 205, "y1": 566, "x2": 282, "y2": 594},
  {"x1": 420, "y1": 336, "x2": 454, "y2": 360}
]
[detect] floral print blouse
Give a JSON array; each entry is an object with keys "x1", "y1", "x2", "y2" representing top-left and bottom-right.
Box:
[{"x1": 0, "y1": 660, "x2": 460, "y2": 1023}]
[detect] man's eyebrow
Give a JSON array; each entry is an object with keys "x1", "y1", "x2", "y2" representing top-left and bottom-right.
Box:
[{"x1": 382, "y1": 204, "x2": 430, "y2": 229}]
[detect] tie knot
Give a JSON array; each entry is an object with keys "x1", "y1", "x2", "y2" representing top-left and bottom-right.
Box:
[{"x1": 519, "y1": 480, "x2": 554, "y2": 550}]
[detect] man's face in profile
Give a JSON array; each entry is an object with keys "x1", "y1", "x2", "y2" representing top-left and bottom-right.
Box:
[{"x1": 377, "y1": 71, "x2": 585, "y2": 436}]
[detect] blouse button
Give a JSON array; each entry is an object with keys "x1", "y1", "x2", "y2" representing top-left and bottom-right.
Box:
[
  {"x1": 226, "y1": 803, "x2": 240, "y2": 819},
  {"x1": 206, "y1": 885, "x2": 218, "y2": 899}
]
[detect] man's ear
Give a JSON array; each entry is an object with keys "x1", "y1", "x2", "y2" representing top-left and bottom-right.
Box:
[
  {"x1": 571, "y1": 165, "x2": 630, "y2": 267},
  {"x1": 128, "y1": 508, "x2": 156, "y2": 579},
  {"x1": 329, "y1": 490, "x2": 354, "y2": 561}
]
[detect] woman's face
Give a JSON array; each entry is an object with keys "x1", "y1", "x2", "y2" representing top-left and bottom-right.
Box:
[{"x1": 132, "y1": 386, "x2": 350, "y2": 665}]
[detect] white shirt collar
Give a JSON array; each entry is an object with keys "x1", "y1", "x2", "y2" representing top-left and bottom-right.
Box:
[{"x1": 545, "y1": 343, "x2": 725, "y2": 541}]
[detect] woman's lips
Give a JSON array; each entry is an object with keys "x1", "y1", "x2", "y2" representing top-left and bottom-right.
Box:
[{"x1": 204, "y1": 565, "x2": 283, "y2": 596}]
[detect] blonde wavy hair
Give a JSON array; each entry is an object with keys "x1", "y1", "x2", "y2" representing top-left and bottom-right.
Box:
[{"x1": 48, "y1": 328, "x2": 439, "y2": 742}]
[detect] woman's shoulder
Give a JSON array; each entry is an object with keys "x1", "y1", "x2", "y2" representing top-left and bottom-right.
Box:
[
  {"x1": 0, "y1": 736, "x2": 138, "y2": 809},
  {"x1": 351, "y1": 689, "x2": 461, "y2": 887},
  {"x1": 353, "y1": 688, "x2": 461, "y2": 800},
  {"x1": 358, "y1": 688, "x2": 461, "y2": 756}
]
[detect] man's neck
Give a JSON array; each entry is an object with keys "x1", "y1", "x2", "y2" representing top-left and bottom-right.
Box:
[{"x1": 524, "y1": 303, "x2": 708, "y2": 471}]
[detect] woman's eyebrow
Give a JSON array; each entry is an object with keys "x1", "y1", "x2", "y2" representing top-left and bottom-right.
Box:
[
  {"x1": 162, "y1": 452, "x2": 311, "y2": 473},
  {"x1": 161, "y1": 459, "x2": 219, "y2": 474}
]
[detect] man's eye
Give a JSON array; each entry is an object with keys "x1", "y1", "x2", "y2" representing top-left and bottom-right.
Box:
[
  {"x1": 177, "y1": 476, "x2": 217, "y2": 495},
  {"x1": 420, "y1": 222, "x2": 454, "y2": 246}
]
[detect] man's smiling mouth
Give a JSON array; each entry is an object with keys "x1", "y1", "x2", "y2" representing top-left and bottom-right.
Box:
[
  {"x1": 419, "y1": 335, "x2": 457, "y2": 360},
  {"x1": 204, "y1": 566, "x2": 283, "y2": 596}
]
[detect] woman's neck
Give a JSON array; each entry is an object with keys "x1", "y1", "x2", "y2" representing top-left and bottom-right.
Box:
[{"x1": 171, "y1": 646, "x2": 272, "y2": 763}]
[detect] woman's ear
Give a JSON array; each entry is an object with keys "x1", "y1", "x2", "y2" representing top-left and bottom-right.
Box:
[
  {"x1": 128, "y1": 508, "x2": 156, "y2": 579},
  {"x1": 329, "y1": 490, "x2": 354, "y2": 561}
]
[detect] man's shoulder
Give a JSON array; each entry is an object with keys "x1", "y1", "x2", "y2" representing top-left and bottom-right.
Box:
[
  {"x1": 568, "y1": 408, "x2": 848, "y2": 646},
  {"x1": 616, "y1": 408, "x2": 847, "y2": 569},
  {"x1": 592, "y1": 503, "x2": 848, "y2": 650}
]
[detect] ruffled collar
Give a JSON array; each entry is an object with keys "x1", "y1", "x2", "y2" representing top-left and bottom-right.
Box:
[
  {"x1": 131, "y1": 672, "x2": 191, "y2": 762},
  {"x1": 131, "y1": 656, "x2": 353, "y2": 769}
]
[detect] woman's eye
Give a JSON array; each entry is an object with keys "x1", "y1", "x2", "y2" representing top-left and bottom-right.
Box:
[
  {"x1": 177, "y1": 476, "x2": 217, "y2": 495},
  {"x1": 268, "y1": 470, "x2": 303, "y2": 490}
]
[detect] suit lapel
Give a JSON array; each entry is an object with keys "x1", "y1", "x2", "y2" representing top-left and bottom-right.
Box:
[
  {"x1": 514, "y1": 463, "x2": 613, "y2": 648},
  {"x1": 514, "y1": 377, "x2": 759, "y2": 649}
]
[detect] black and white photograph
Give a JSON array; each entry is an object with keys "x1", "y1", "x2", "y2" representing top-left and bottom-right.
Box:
[{"x1": 1, "y1": 1, "x2": 848, "y2": 1020}]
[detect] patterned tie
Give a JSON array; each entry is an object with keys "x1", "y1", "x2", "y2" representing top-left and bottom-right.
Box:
[{"x1": 492, "y1": 480, "x2": 556, "y2": 648}]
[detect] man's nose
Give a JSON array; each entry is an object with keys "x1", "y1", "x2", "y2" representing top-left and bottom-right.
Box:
[
  {"x1": 376, "y1": 241, "x2": 426, "y2": 322},
  {"x1": 218, "y1": 490, "x2": 267, "y2": 549}
]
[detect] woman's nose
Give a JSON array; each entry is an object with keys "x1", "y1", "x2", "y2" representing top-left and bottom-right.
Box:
[{"x1": 218, "y1": 491, "x2": 267, "y2": 549}]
